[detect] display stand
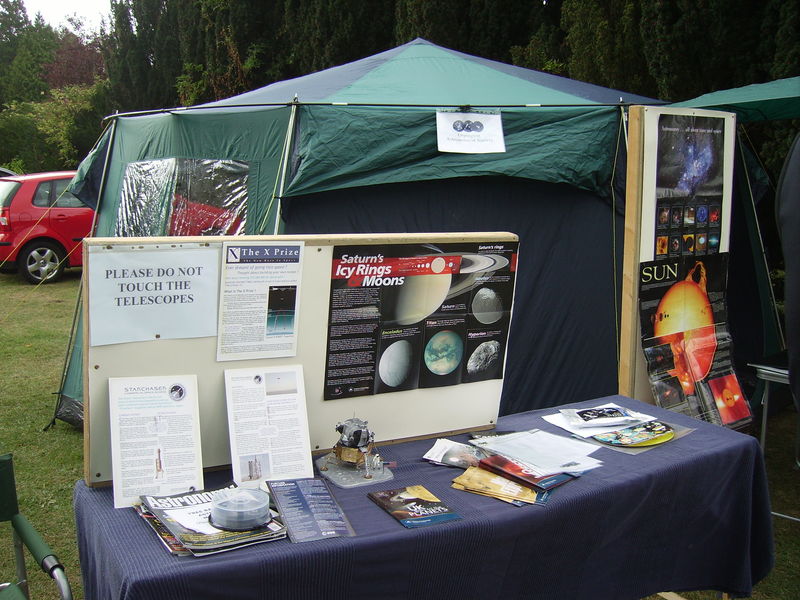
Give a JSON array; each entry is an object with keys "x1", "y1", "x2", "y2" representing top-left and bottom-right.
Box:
[
  {"x1": 618, "y1": 106, "x2": 748, "y2": 429},
  {"x1": 83, "y1": 232, "x2": 518, "y2": 486}
]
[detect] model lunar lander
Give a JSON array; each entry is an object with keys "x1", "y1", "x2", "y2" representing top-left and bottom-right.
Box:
[{"x1": 315, "y1": 417, "x2": 394, "y2": 488}]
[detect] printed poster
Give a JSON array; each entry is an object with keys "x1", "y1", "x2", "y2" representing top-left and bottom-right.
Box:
[
  {"x1": 217, "y1": 242, "x2": 304, "y2": 361},
  {"x1": 324, "y1": 241, "x2": 518, "y2": 400},
  {"x1": 637, "y1": 110, "x2": 750, "y2": 427},
  {"x1": 108, "y1": 375, "x2": 204, "y2": 508},
  {"x1": 223, "y1": 365, "x2": 314, "y2": 486}
]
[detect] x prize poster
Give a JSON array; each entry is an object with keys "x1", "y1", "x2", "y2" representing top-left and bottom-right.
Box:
[
  {"x1": 637, "y1": 109, "x2": 750, "y2": 427},
  {"x1": 324, "y1": 242, "x2": 518, "y2": 400}
]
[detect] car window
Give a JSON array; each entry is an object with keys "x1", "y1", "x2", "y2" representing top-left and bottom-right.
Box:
[
  {"x1": 32, "y1": 182, "x2": 53, "y2": 207},
  {"x1": 53, "y1": 178, "x2": 85, "y2": 208},
  {"x1": 0, "y1": 180, "x2": 21, "y2": 207}
]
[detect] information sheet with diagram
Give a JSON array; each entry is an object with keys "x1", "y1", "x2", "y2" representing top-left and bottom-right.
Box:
[
  {"x1": 108, "y1": 375, "x2": 204, "y2": 508},
  {"x1": 224, "y1": 365, "x2": 313, "y2": 487},
  {"x1": 217, "y1": 241, "x2": 304, "y2": 361}
]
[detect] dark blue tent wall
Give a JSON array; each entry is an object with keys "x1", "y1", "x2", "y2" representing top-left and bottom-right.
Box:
[{"x1": 283, "y1": 176, "x2": 623, "y2": 416}]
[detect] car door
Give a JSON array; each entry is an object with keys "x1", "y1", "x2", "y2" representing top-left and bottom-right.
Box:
[{"x1": 46, "y1": 177, "x2": 94, "y2": 266}]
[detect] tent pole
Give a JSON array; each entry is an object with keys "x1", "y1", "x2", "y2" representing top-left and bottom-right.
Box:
[
  {"x1": 736, "y1": 133, "x2": 786, "y2": 349},
  {"x1": 271, "y1": 103, "x2": 299, "y2": 235},
  {"x1": 610, "y1": 107, "x2": 627, "y2": 365}
]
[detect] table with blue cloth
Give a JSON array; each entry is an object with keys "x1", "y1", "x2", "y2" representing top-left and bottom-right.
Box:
[{"x1": 74, "y1": 395, "x2": 774, "y2": 600}]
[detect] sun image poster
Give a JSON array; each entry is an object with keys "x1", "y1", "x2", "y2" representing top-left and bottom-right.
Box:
[
  {"x1": 323, "y1": 242, "x2": 518, "y2": 400},
  {"x1": 638, "y1": 252, "x2": 751, "y2": 427}
]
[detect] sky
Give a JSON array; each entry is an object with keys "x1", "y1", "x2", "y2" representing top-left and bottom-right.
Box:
[{"x1": 24, "y1": 0, "x2": 112, "y2": 32}]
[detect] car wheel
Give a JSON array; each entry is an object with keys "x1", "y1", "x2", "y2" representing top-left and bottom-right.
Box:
[{"x1": 20, "y1": 241, "x2": 65, "y2": 284}]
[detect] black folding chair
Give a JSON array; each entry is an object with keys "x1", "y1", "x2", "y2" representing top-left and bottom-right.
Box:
[{"x1": 0, "y1": 453, "x2": 72, "y2": 600}]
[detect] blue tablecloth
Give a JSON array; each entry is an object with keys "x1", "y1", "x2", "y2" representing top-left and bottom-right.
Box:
[{"x1": 74, "y1": 395, "x2": 773, "y2": 600}]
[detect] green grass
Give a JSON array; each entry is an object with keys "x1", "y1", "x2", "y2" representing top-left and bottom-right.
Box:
[
  {"x1": 1, "y1": 269, "x2": 84, "y2": 599},
  {"x1": 0, "y1": 269, "x2": 798, "y2": 599}
]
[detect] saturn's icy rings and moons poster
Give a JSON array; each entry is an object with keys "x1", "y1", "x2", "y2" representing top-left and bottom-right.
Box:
[
  {"x1": 324, "y1": 242, "x2": 518, "y2": 400},
  {"x1": 637, "y1": 110, "x2": 750, "y2": 427}
]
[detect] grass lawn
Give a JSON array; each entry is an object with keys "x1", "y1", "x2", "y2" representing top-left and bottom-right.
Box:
[
  {"x1": 1, "y1": 269, "x2": 84, "y2": 599},
  {"x1": 0, "y1": 269, "x2": 797, "y2": 599}
]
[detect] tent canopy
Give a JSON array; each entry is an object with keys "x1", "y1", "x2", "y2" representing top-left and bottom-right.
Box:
[
  {"x1": 672, "y1": 76, "x2": 800, "y2": 123},
  {"x1": 60, "y1": 39, "x2": 663, "y2": 424},
  {"x1": 78, "y1": 38, "x2": 659, "y2": 239},
  {"x1": 203, "y1": 38, "x2": 658, "y2": 107}
]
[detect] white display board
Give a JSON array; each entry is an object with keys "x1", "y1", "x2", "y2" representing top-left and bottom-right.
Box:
[{"x1": 84, "y1": 232, "x2": 518, "y2": 485}]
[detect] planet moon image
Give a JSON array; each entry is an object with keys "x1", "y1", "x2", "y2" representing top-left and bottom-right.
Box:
[
  {"x1": 471, "y1": 287, "x2": 503, "y2": 324},
  {"x1": 393, "y1": 273, "x2": 452, "y2": 325},
  {"x1": 378, "y1": 339, "x2": 413, "y2": 387},
  {"x1": 446, "y1": 253, "x2": 509, "y2": 299},
  {"x1": 467, "y1": 340, "x2": 501, "y2": 375},
  {"x1": 424, "y1": 330, "x2": 464, "y2": 375}
]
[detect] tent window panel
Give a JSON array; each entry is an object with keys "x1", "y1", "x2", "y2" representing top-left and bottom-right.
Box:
[
  {"x1": 116, "y1": 159, "x2": 177, "y2": 236},
  {"x1": 170, "y1": 159, "x2": 248, "y2": 236},
  {"x1": 116, "y1": 158, "x2": 249, "y2": 237}
]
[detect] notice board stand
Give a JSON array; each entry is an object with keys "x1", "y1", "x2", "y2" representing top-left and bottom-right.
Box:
[
  {"x1": 619, "y1": 105, "x2": 737, "y2": 403},
  {"x1": 83, "y1": 232, "x2": 518, "y2": 485}
]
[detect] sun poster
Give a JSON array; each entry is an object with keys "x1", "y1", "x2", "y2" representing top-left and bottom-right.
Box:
[
  {"x1": 323, "y1": 242, "x2": 518, "y2": 400},
  {"x1": 637, "y1": 109, "x2": 750, "y2": 427}
]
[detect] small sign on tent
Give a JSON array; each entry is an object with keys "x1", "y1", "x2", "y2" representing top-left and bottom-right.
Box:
[{"x1": 436, "y1": 110, "x2": 506, "y2": 154}]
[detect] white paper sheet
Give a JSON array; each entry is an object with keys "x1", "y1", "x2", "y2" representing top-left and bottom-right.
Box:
[
  {"x1": 470, "y1": 429, "x2": 602, "y2": 476},
  {"x1": 108, "y1": 375, "x2": 204, "y2": 508},
  {"x1": 224, "y1": 365, "x2": 313, "y2": 487},
  {"x1": 217, "y1": 242, "x2": 304, "y2": 361}
]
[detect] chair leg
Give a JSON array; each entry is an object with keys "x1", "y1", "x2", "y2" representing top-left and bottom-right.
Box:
[{"x1": 13, "y1": 529, "x2": 30, "y2": 599}]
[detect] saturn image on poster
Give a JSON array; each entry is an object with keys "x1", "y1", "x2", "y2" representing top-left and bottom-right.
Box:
[
  {"x1": 378, "y1": 339, "x2": 413, "y2": 387},
  {"x1": 424, "y1": 330, "x2": 464, "y2": 375},
  {"x1": 389, "y1": 251, "x2": 510, "y2": 325},
  {"x1": 392, "y1": 273, "x2": 452, "y2": 325}
]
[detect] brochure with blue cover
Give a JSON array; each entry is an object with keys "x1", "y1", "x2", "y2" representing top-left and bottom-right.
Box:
[
  {"x1": 268, "y1": 478, "x2": 354, "y2": 542},
  {"x1": 368, "y1": 485, "x2": 461, "y2": 528}
]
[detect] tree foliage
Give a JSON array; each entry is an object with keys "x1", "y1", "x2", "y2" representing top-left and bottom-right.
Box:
[
  {"x1": 0, "y1": 1, "x2": 108, "y2": 172},
  {"x1": 0, "y1": 0, "x2": 797, "y2": 174}
]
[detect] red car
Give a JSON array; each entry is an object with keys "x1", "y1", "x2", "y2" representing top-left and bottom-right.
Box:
[{"x1": 0, "y1": 171, "x2": 93, "y2": 284}]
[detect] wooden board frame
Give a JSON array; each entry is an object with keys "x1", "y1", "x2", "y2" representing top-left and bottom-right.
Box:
[{"x1": 83, "y1": 232, "x2": 518, "y2": 485}]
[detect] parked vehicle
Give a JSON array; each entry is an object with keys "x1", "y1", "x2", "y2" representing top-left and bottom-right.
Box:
[
  {"x1": 0, "y1": 171, "x2": 93, "y2": 283},
  {"x1": 0, "y1": 167, "x2": 18, "y2": 177}
]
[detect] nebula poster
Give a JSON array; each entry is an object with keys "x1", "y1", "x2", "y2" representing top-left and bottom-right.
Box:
[
  {"x1": 323, "y1": 241, "x2": 518, "y2": 400},
  {"x1": 652, "y1": 114, "x2": 726, "y2": 263},
  {"x1": 635, "y1": 109, "x2": 749, "y2": 427}
]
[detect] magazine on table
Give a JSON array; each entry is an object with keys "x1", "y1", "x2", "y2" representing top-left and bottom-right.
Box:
[
  {"x1": 477, "y1": 454, "x2": 576, "y2": 491},
  {"x1": 138, "y1": 482, "x2": 286, "y2": 556},
  {"x1": 368, "y1": 485, "x2": 461, "y2": 528},
  {"x1": 452, "y1": 466, "x2": 549, "y2": 505},
  {"x1": 422, "y1": 438, "x2": 487, "y2": 468},
  {"x1": 134, "y1": 503, "x2": 191, "y2": 556}
]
